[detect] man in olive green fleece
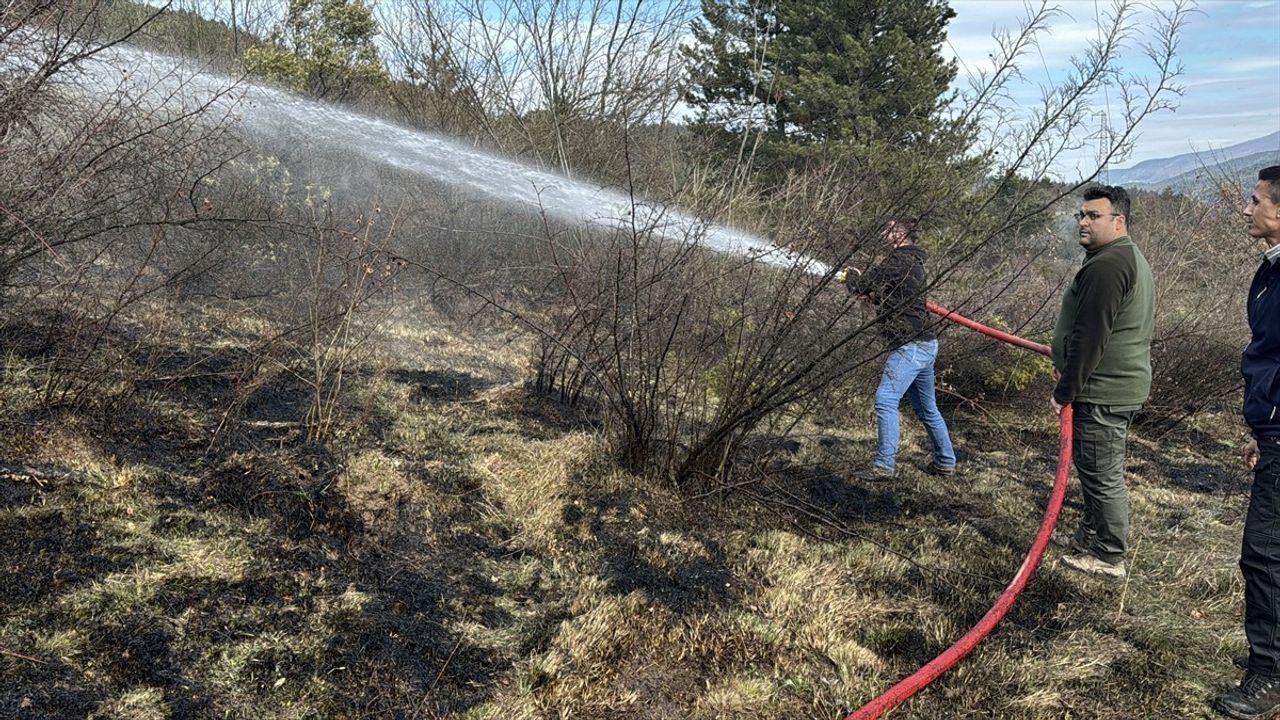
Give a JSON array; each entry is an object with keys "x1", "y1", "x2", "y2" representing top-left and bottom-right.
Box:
[{"x1": 1050, "y1": 184, "x2": 1155, "y2": 578}]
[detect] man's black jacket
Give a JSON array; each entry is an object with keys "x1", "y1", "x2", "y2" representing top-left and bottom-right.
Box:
[
  {"x1": 849, "y1": 244, "x2": 936, "y2": 350},
  {"x1": 1244, "y1": 257, "x2": 1280, "y2": 437}
]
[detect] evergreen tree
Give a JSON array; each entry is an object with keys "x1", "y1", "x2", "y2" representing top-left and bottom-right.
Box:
[
  {"x1": 244, "y1": 0, "x2": 388, "y2": 101},
  {"x1": 683, "y1": 0, "x2": 958, "y2": 166}
]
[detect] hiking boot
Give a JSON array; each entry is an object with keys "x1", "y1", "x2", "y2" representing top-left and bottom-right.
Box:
[
  {"x1": 922, "y1": 460, "x2": 956, "y2": 477},
  {"x1": 1214, "y1": 671, "x2": 1280, "y2": 719},
  {"x1": 1061, "y1": 553, "x2": 1127, "y2": 578},
  {"x1": 854, "y1": 465, "x2": 896, "y2": 481}
]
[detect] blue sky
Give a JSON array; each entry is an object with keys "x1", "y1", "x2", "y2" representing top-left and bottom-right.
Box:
[{"x1": 944, "y1": 0, "x2": 1280, "y2": 171}]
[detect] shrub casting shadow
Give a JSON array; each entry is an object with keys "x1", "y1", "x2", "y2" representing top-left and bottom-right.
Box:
[
  {"x1": 390, "y1": 368, "x2": 494, "y2": 402},
  {"x1": 564, "y1": 490, "x2": 737, "y2": 614}
]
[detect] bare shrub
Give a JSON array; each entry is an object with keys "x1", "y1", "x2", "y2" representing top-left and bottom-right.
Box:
[
  {"x1": 377, "y1": 0, "x2": 694, "y2": 190},
  {"x1": 288, "y1": 202, "x2": 405, "y2": 443},
  {"x1": 1, "y1": 3, "x2": 250, "y2": 409},
  {"x1": 1136, "y1": 186, "x2": 1257, "y2": 433},
  {"x1": 180, "y1": 179, "x2": 410, "y2": 448},
  {"x1": 515, "y1": 166, "x2": 925, "y2": 483}
]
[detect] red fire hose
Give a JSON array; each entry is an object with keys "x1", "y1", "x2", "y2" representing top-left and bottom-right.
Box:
[{"x1": 845, "y1": 302, "x2": 1074, "y2": 720}]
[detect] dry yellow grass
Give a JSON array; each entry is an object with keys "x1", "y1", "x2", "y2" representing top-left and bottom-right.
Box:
[
  {"x1": 0, "y1": 304, "x2": 1259, "y2": 720},
  {"x1": 473, "y1": 433, "x2": 602, "y2": 558},
  {"x1": 89, "y1": 686, "x2": 171, "y2": 720}
]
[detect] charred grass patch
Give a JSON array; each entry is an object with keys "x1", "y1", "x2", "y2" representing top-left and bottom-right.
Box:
[{"x1": 0, "y1": 313, "x2": 1256, "y2": 718}]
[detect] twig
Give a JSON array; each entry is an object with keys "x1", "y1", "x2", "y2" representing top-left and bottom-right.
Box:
[
  {"x1": 0, "y1": 463, "x2": 93, "y2": 484},
  {"x1": 0, "y1": 647, "x2": 48, "y2": 665},
  {"x1": 1116, "y1": 539, "x2": 1138, "y2": 619},
  {"x1": 428, "y1": 635, "x2": 464, "y2": 694},
  {"x1": 682, "y1": 474, "x2": 767, "y2": 501}
]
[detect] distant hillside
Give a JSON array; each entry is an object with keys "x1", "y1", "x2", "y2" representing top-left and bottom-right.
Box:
[
  {"x1": 1145, "y1": 149, "x2": 1280, "y2": 197},
  {"x1": 1100, "y1": 131, "x2": 1280, "y2": 192}
]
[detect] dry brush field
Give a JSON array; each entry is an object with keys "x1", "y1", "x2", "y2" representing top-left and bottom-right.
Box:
[{"x1": 0, "y1": 299, "x2": 1257, "y2": 720}]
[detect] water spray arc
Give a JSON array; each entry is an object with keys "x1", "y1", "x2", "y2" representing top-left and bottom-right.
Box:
[{"x1": 68, "y1": 43, "x2": 817, "y2": 271}]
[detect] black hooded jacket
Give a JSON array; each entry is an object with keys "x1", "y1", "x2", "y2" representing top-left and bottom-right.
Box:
[
  {"x1": 849, "y1": 244, "x2": 936, "y2": 350},
  {"x1": 1244, "y1": 257, "x2": 1280, "y2": 437}
]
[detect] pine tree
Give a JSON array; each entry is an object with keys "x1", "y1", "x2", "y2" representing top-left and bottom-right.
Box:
[{"x1": 683, "y1": 0, "x2": 958, "y2": 166}]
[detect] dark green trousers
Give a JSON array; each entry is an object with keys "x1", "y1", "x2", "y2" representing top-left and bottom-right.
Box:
[{"x1": 1071, "y1": 402, "x2": 1141, "y2": 564}]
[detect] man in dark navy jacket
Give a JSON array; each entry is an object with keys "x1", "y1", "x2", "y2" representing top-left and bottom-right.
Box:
[{"x1": 1215, "y1": 165, "x2": 1280, "y2": 720}]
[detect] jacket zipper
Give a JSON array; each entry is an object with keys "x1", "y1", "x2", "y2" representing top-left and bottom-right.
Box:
[{"x1": 1259, "y1": 268, "x2": 1277, "y2": 300}]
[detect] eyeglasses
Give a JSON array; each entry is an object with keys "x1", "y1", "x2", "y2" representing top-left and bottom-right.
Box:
[{"x1": 1074, "y1": 211, "x2": 1121, "y2": 222}]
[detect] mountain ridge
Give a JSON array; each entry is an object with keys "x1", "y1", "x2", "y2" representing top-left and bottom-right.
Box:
[{"x1": 1100, "y1": 131, "x2": 1280, "y2": 187}]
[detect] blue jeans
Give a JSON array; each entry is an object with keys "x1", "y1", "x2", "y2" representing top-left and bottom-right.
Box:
[{"x1": 873, "y1": 338, "x2": 956, "y2": 471}]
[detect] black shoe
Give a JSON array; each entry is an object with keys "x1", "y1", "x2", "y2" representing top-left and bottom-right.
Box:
[
  {"x1": 922, "y1": 461, "x2": 956, "y2": 477},
  {"x1": 1214, "y1": 671, "x2": 1280, "y2": 719},
  {"x1": 854, "y1": 466, "x2": 896, "y2": 481}
]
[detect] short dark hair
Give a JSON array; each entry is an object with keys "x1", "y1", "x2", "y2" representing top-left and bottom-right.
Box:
[
  {"x1": 1260, "y1": 166, "x2": 1280, "y2": 205},
  {"x1": 1083, "y1": 184, "x2": 1131, "y2": 219},
  {"x1": 884, "y1": 217, "x2": 920, "y2": 240}
]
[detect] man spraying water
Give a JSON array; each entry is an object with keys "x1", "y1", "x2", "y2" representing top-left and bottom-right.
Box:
[{"x1": 841, "y1": 219, "x2": 957, "y2": 481}]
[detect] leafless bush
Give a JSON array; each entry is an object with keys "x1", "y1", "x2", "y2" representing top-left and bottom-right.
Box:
[
  {"x1": 287, "y1": 203, "x2": 405, "y2": 442},
  {"x1": 378, "y1": 0, "x2": 693, "y2": 186},
  {"x1": 173, "y1": 160, "x2": 417, "y2": 447},
  {"x1": 1136, "y1": 185, "x2": 1256, "y2": 433},
  {"x1": 508, "y1": 165, "x2": 930, "y2": 483},
  {"x1": 1, "y1": 2, "x2": 252, "y2": 409}
]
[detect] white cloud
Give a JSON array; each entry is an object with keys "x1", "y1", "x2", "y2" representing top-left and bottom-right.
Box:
[
  {"x1": 945, "y1": 1, "x2": 1161, "y2": 84},
  {"x1": 1173, "y1": 109, "x2": 1280, "y2": 121},
  {"x1": 1183, "y1": 76, "x2": 1247, "y2": 89},
  {"x1": 945, "y1": 0, "x2": 1280, "y2": 174},
  {"x1": 1219, "y1": 56, "x2": 1280, "y2": 74}
]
